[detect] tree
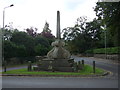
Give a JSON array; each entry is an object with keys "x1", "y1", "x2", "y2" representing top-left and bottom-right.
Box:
[
  {"x1": 3, "y1": 22, "x2": 55, "y2": 64},
  {"x1": 16, "y1": 45, "x2": 27, "y2": 57},
  {"x1": 34, "y1": 36, "x2": 50, "y2": 47},
  {"x1": 94, "y1": 2, "x2": 120, "y2": 46},
  {"x1": 26, "y1": 27, "x2": 38, "y2": 37},
  {"x1": 4, "y1": 40, "x2": 17, "y2": 59},
  {"x1": 85, "y1": 18, "x2": 104, "y2": 48},
  {"x1": 34, "y1": 44, "x2": 48, "y2": 56},
  {"x1": 10, "y1": 31, "x2": 35, "y2": 56},
  {"x1": 40, "y1": 22, "x2": 55, "y2": 44},
  {"x1": 4, "y1": 40, "x2": 27, "y2": 63},
  {"x1": 62, "y1": 16, "x2": 95, "y2": 53},
  {"x1": 3, "y1": 29, "x2": 12, "y2": 40}
]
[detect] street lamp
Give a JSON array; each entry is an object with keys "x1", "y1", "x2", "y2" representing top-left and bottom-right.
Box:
[
  {"x1": 2, "y1": 4, "x2": 14, "y2": 72},
  {"x1": 3, "y1": 4, "x2": 14, "y2": 29},
  {"x1": 104, "y1": 25, "x2": 107, "y2": 59},
  {"x1": 101, "y1": 25, "x2": 107, "y2": 59}
]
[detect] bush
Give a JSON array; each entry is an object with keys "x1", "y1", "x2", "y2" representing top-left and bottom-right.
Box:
[
  {"x1": 85, "y1": 50, "x2": 93, "y2": 54},
  {"x1": 94, "y1": 47, "x2": 119, "y2": 54}
]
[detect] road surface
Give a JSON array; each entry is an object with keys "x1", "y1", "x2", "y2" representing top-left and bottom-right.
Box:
[{"x1": 1, "y1": 76, "x2": 118, "y2": 88}]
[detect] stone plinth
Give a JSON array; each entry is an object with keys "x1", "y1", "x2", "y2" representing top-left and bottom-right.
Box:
[{"x1": 33, "y1": 58, "x2": 74, "y2": 72}]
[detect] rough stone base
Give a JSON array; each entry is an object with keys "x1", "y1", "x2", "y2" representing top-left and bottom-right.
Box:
[
  {"x1": 33, "y1": 58, "x2": 74, "y2": 72},
  {"x1": 54, "y1": 67, "x2": 73, "y2": 72},
  {"x1": 33, "y1": 67, "x2": 73, "y2": 72}
]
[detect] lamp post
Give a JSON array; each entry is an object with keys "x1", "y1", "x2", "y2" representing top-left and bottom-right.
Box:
[
  {"x1": 101, "y1": 25, "x2": 107, "y2": 59},
  {"x1": 103, "y1": 24, "x2": 107, "y2": 59},
  {"x1": 104, "y1": 28, "x2": 107, "y2": 59},
  {"x1": 2, "y1": 4, "x2": 14, "y2": 72},
  {"x1": 3, "y1": 4, "x2": 14, "y2": 29}
]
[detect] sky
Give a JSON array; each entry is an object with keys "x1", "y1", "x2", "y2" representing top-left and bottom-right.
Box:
[{"x1": 0, "y1": 0, "x2": 97, "y2": 36}]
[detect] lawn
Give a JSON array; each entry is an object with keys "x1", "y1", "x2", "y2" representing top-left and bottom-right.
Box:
[{"x1": 2, "y1": 64, "x2": 105, "y2": 75}]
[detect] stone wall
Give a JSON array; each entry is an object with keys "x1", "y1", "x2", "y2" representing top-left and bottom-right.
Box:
[
  {"x1": 94, "y1": 54, "x2": 119, "y2": 61},
  {"x1": 5, "y1": 56, "x2": 36, "y2": 65}
]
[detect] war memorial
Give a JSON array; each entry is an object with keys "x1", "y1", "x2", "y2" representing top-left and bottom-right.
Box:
[{"x1": 32, "y1": 11, "x2": 77, "y2": 72}]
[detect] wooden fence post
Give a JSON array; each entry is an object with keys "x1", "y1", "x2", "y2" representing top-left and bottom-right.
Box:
[
  {"x1": 93, "y1": 61, "x2": 95, "y2": 73},
  {"x1": 82, "y1": 60, "x2": 84, "y2": 66},
  {"x1": 4, "y1": 61, "x2": 7, "y2": 72},
  {"x1": 28, "y1": 61, "x2": 32, "y2": 71}
]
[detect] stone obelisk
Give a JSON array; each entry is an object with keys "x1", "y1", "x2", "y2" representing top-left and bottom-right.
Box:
[
  {"x1": 57, "y1": 11, "x2": 61, "y2": 39},
  {"x1": 47, "y1": 11, "x2": 70, "y2": 59}
]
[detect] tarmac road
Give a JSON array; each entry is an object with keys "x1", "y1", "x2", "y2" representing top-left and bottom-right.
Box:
[
  {"x1": 2, "y1": 56, "x2": 119, "y2": 88},
  {"x1": 2, "y1": 76, "x2": 118, "y2": 88}
]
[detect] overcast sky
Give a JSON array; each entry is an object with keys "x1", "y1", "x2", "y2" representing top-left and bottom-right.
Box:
[{"x1": 0, "y1": 0, "x2": 97, "y2": 36}]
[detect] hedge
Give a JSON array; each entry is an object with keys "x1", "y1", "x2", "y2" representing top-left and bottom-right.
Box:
[{"x1": 85, "y1": 47, "x2": 119, "y2": 54}]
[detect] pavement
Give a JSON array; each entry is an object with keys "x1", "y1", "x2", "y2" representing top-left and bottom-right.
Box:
[{"x1": 2, "y1": 66, "x2": 27, "y2": 72}]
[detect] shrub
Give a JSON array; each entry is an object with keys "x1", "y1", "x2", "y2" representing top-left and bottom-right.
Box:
[{"x1": 85, "y1": 50, "x2": 93, "y2": 54}]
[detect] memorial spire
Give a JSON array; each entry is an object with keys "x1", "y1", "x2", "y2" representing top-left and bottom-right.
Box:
[{"x1": 56, "y1": 11, "x2": 61, "y2": 39}]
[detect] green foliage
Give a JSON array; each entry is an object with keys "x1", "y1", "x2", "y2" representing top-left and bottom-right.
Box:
[
  {"x1": 10, "y1": 31, "x2": 35, "y2": 56},
  {"x1": 3, "y1": 29, "x2": 12, "y2": 40},
  {"x1": 85, "y1": 50, "x2": 93, "y2": 54},
  {"x1": 94, "y1": 2, "x2": 120, "y2": 46},
  {"x1": 86, "y1": 47, "x2": 119, "y2": 54},
  {"x1": 11, "y1": 32, "x2": 35, "y2": 46},
  {"x1": 93, "y1": 48, "x2": 105, "y2": 54},
  {"x1": 62, "y1": 17, "x2": 102, "y2": 53},
  {"x1": 34, "y1": 44, "x2": 48, "y2": 56},
  {"x1": 4, "y1": 41, "x2": 27, "y2": 59},
  {"x1": 34, "y1": 36, "x2": 51, "y2": 56},
  {"x1": 4, "y1": 28, "x2": 55, "y2": 63},
  {"x1": 80, "y1": 64, "x2": 104, "y2": 74},
  {"x1": 34, "y1": 36, "x2": 50, "y2": 47},
  {"x1": 16, "y1": 45, "x2": 27, "y2": 57},
  {"x1": 4, "y1": 41, "x2": 17, "y2": 58},
  {"x1": 93, "y1": 47, "x2": 119, "y2": 54},
  {"x1": 62, "y1": 2, "x2": 120, "y2": 54}
]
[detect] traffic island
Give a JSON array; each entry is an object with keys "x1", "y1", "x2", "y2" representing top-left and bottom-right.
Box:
[{"x1": 2, "y1": 64, "x2": 111, "y2": 77}]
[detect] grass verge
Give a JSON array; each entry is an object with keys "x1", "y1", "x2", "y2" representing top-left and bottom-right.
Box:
[{"x1": 2, "y1": 64, "x2": 105, "y2": 75}]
